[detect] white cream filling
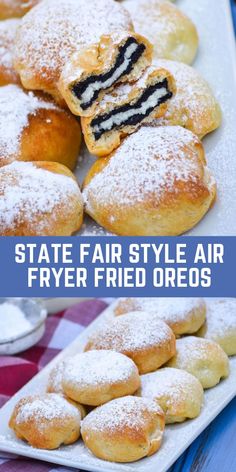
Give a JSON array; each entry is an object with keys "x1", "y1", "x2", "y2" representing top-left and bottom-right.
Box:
[
  {"x1": 93, "y1": 86, "x2": 168, "y2": 135},
  {"x1": 81, "y1": 42, "x2": 138, "y2": 105}
]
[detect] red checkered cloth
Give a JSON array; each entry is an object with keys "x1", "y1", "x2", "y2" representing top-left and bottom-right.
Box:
[{"x1": 0, "y1": 298, "x2": 110, "y2": 472}]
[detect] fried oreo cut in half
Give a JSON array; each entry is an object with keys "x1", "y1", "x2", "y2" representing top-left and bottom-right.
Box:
[
  {"x1": 59, "y1": 31, "x2": 153, "y2": 117},
  {"x1": 81, "y1": 66, "x2": 176, "y2": 156}
]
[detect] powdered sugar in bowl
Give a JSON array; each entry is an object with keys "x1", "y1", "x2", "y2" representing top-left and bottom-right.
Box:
[{"x1": 0, "y1": 298, "x2": 47, "y2": 355}]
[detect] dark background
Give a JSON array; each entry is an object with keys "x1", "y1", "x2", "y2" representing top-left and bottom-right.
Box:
[{"x1": 231, "y1": 0, "x2": 236, "y2": 31}]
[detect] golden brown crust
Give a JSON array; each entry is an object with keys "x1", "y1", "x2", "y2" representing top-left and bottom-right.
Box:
[
  {"x1": 81, "y1": 66, "x2": 176, "y2": 157},
  {"x1": 0, "y1": 0, "x2": 39, "y2": 19},
  {"x1": 0, "y1": 86, "x2": 81, "y2": 170},
  {"x1": 151, "y1": 59, "x2": 222, "y2": 138},
  {"x1": 166, "y1": 336, "x2": 230, "y2": 389},
  {"x1": 82, "y1": 126, "x2": 216, "y2": 236},
  {"x1": 62, "y1": 350, "x2": 140, "y2": 406},
  {"x1": 18, "y1": 107, "x2": 81, "y2": 171},
  {"x1": 138, "y1": 368, "x2": 204, "y2": 423},
  {"x1": 0, "y1": 161, "x2": 84, "y2": 236},
  {"x1": 59, "y1": 31, "x2": 152, "y2": 118},
  {"x1": 81, "y1": 396, "x2": 165, "y2": 462},
  {"x1": 197, "y1": 299, "x2": 236, "y2": 356},
  {"x1": 0, "y1": 19, "x2": 20, "y2": 85},
  {"x1": 47, "y1": 360, "x2": 67, "y2": 394},
  {"x1": 124, "y1": 0, "x2": 199, "y2": 64},
  {"x1": 13, "y1": 0, "x2": 133, "y2": 101},
  {"x1": 9, "y1": 393, "x2": 83, "y2": 450},
  {"x1": 84, "y1": 311, "x2": 176, "y2": 374},
  {"x1": 114, "y1": 298, "x2": 206, "y2": 336}
]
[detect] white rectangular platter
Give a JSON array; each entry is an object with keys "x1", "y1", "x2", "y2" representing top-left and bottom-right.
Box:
[
  {"x1": 0, "y1": 301, "x2": 235, "y2": 472},
  {"x1": 77, "y1": 0, "x2": 236, "y2": 236}
]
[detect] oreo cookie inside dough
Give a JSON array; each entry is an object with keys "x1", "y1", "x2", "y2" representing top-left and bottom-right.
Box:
[
  {"x1": 81, "y1": 66, "x2": 176, "y2": 156},
  {"x1": 91, "y1": 78, "x2": 172, "y2": 140},
  {"x1": 59, "y1": 32, "x2": 153, "y2": 117},
  {"x1": 72, "y1": 37, "x2": 146, "y2": 111}
]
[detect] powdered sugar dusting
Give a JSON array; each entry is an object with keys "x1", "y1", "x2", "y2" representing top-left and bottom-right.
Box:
[
  {"x1": 171, "y1": 336, "x2": 225, "y2": 364},
  {"x1": 124, "y1": 0, "x2": 197, "y2": 62},
  {"x1": 0, "y1": 19, "x2": 19, "y2": 71},
  {"x1": 99, "y1": 82, "x2": 135, "y2": 109},
  {"x1": 86, "y1": 311, "x2": 173, "y2": 352},
  {"x1": 0, "y1": 85, "x2": 58, "y2": 161},
  {"x1": 82, "y1": 396, "x2": 162, "y2": 433},
  {"x1": 202, "y1": 299, "x2": 236, "y2": 336},
  {"x1": 15, "y1": 394, "x2": 81, "y2": 426},
  {"x1": 64, "y1": 350, "x2": 138, "y2": 388},
  {"x1": 0, "y1": 302, "x2": 32, "y2": 342},
  {"x1": 116, "y1": 298, "x2": 205, "y2": 324},
  {"x1": 140, "y1": 367, "x2": 203, "y2": 404},
  {"x1": 151, "y1": 59, "x2": 221, "y2": 136},
  {"x1": 0, "y1": 161, "x2": 81, "y2": 232},
  {"x1": 48, "y1": 361, "x2": 68, "y2": 394},
  {"x1": 83, "y1": 126, "x2": 212, "y2": 209},
  {"x1": 125, "y1": 0, "x2": 176, "y2": 36},
  {"x1": 14, "y1": 0, "x2": 132, "y2": 84}
]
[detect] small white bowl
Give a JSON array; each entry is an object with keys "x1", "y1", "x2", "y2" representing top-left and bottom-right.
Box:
[
  {"x1": 44, "y1": 298, "x2": 89, "y2": 314},
  {"x1": 0, "y1": 299, "x2": 47, "y2": 355}
]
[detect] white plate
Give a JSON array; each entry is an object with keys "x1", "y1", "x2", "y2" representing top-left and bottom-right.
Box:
[
  {"x1": 0, "y1": 301, "x2": 235, "y2": 472},
  {"x1": 76, "y1": 0, "x2": 236, "y2": 236}
]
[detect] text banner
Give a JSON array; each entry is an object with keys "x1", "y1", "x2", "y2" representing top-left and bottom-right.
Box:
[{"x1": 0, "y1": 237, "x2": 235, "y2": 297}]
